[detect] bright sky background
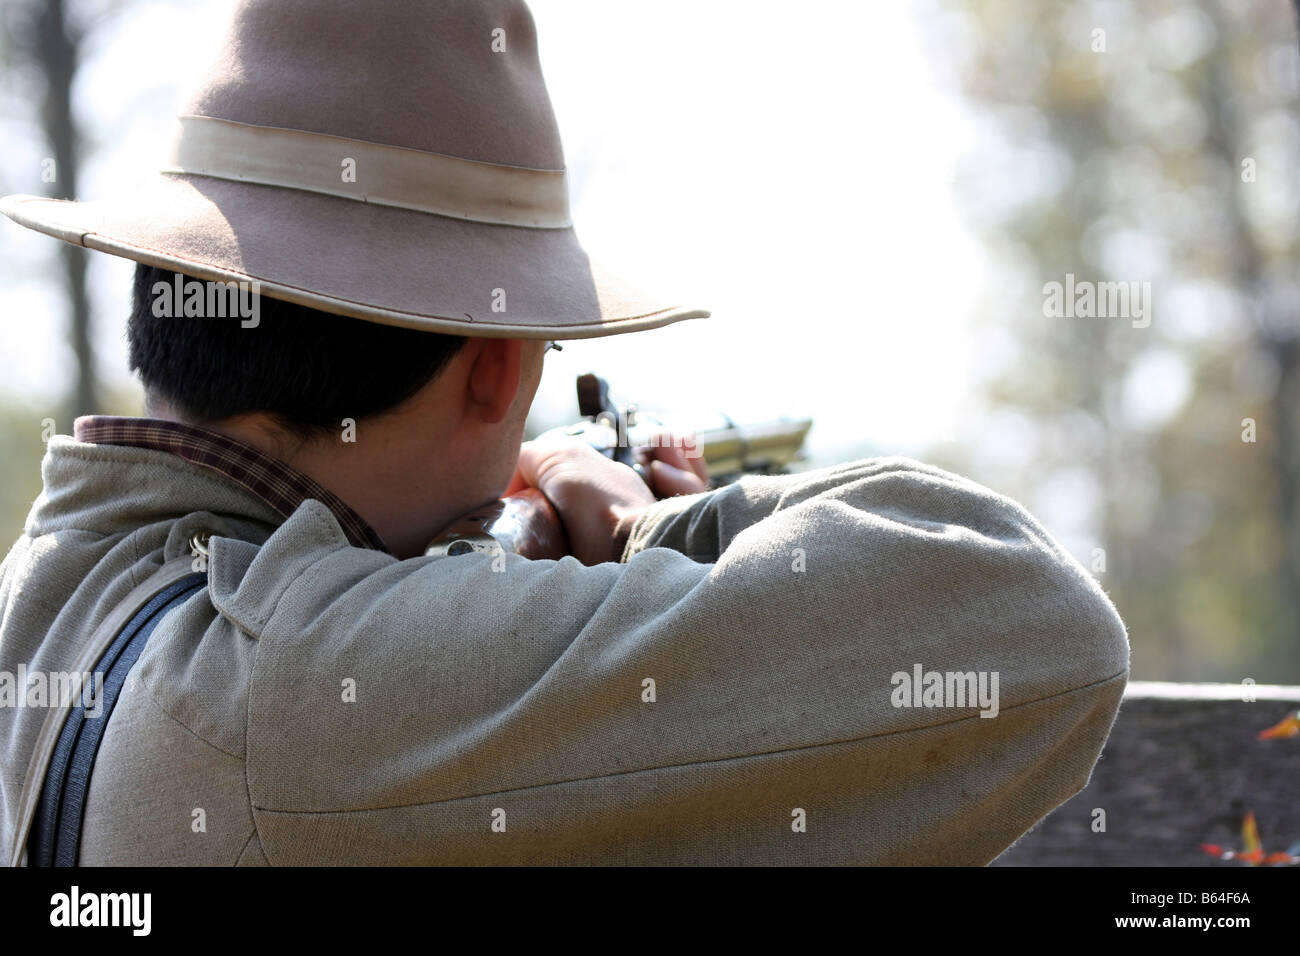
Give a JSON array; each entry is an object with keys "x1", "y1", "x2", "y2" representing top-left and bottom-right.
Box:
[{"x1": 0, "y1": 0, "x2": 983, "y2": 468}]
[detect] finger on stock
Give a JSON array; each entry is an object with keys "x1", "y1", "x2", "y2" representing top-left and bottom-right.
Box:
[
  {"x1": 637, "y1": 430, "x2": 708, "y2": 484},
  {"x1": 647, "y1": 458, "x2": 707, "y2": 498}
]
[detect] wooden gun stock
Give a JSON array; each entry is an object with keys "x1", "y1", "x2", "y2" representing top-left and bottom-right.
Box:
[{"x1": 423, "y1": 487, "x2": 568, "y2": 561}]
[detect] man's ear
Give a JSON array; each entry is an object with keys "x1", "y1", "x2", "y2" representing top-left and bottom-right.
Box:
[{"x1": 465, "y1": 338, "x2": 524, "y2": 424}]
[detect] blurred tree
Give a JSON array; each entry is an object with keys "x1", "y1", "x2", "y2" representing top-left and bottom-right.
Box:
[
  {"x1": 939, "y1": 0, "x2": 1300, "y2": 681},
  {"x1": 1198, "y1": 0, "x2": 1300, "y2": 643},
  {"x1": 4, "y1": 0, "x2": 94, "y2": 420},
  {"x1": 1, "y1": 0, "x2": 132, "y2": 423},
  {"x1": 0, "y1": 0, "x2": 135, "y2": 549}
]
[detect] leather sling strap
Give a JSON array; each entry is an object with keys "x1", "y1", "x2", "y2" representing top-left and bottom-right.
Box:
[{"x1": 8, "y1": 557, "x2": 206, "y2": 867}]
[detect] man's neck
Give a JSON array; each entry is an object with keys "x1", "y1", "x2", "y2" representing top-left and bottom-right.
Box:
[{"x1": 147, "y1": 400, "x2": 480, "y2": 559}]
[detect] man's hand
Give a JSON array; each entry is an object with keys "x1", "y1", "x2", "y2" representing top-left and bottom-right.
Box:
[
  {"x1": 634, "y1": 430, "x2": 711, "y2": 498},
  {"x1": 506, "y1": 435, "x2": 709, "y2": 565}
]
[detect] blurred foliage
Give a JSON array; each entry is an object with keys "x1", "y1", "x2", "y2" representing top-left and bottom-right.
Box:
[{"x1": 935, "y1": 0, "x2": 1300, "y2": 681}]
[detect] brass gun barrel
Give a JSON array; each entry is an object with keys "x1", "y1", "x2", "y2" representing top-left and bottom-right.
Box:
[
  {"x1": 688, "y1": 416, "x2": 814, "y2": 481},
  {"x1": 543, "y1": 414, "x2": 812, "y2": 487}
]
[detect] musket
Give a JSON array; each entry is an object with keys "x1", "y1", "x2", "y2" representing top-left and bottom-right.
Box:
[{"x1": 424, "y1": 373, "x2": 813, "y2": 561}]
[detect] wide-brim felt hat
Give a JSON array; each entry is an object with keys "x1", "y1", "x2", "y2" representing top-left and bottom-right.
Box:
[{"x1": 0, "y1": 0, "x2": 709, "y2": 339}]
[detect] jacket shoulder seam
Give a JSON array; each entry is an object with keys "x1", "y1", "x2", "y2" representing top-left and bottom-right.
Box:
[
  {"x1": 233, "y1": 826, "x2": 265, "y2": 866},
  {"x1": 139, "y1": 675, "x2": 244, "y2": 762}
]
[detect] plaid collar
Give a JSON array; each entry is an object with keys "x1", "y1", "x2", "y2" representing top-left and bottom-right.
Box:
[{"x1": 73, "y1": 416, "x2": 390, "y2": 553}]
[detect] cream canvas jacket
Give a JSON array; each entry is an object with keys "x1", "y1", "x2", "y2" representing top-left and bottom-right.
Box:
[{"x1": 0, "y1": 437, "x2": 1128, "y2": 865}]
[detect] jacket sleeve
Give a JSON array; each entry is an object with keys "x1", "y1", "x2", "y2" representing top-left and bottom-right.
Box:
[{"x1": 222, "y1": 456, "x2": 1129, "y2": 865}]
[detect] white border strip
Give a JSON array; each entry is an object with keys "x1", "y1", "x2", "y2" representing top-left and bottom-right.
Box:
[{"x1": 1125, "y1": 680, "x2": 1300, "y2": 701}]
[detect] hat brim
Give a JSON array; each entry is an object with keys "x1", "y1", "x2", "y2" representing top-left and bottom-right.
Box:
[{"x1": 0, "y1": 173, "x2": 708, "y2": 339}]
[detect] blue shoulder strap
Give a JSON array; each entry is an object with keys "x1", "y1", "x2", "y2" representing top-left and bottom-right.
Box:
[{"x1": 28, "y1": 572, "x2": 208, "y2": 867}]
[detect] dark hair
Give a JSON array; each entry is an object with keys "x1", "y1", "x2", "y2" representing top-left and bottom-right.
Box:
[{"x1": 127, "y1": 264, "x2": 465, "y2": 440}]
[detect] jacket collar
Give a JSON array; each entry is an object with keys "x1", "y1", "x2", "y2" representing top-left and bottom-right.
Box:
[{"x1": 72, "y1": 416, "x2": 389, "y2": 553}]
